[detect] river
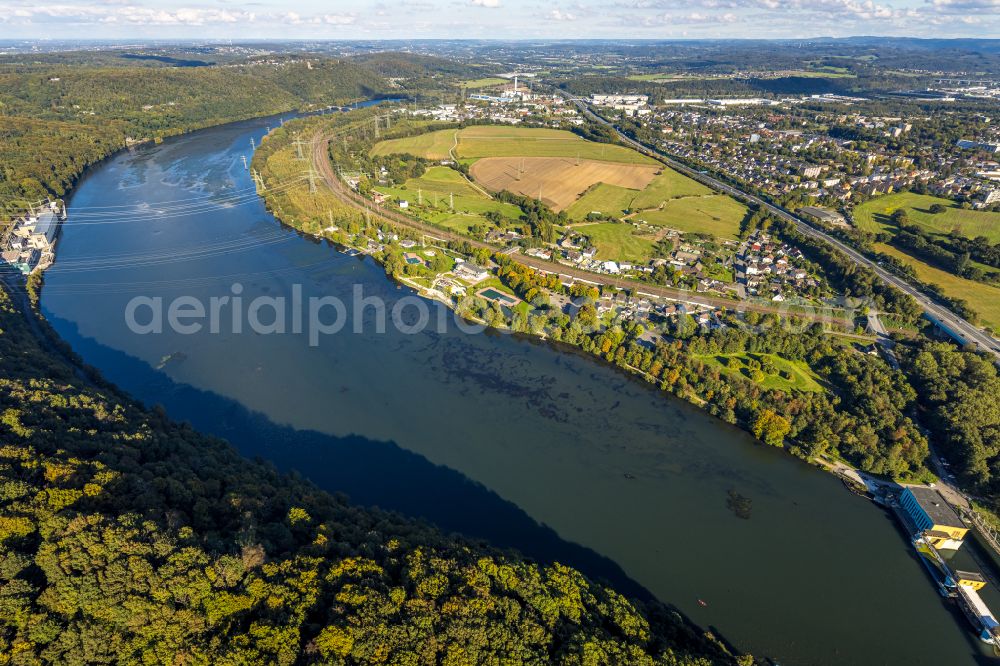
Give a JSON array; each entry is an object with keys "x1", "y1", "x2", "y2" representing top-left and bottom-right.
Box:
[{"x1": 40, "y1": 112, "x2": 997, "y2": 665}]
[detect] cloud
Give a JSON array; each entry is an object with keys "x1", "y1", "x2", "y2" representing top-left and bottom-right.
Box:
[
  {"x1": 548, "y1": 9, "x2": 577, "y2": 19},
  {"x1": 469, "y1": 0, "x2": 501, "y2": 6},
  {"x1": 929, "y1": 0, "x2": 1000, "y2": 11}
]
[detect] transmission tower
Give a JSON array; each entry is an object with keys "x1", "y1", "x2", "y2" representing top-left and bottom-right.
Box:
[{"x1": 305, "y1": 166, "x2": 318, "y2": 194}]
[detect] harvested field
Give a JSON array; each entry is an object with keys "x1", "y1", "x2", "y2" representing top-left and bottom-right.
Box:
[{"x1": 469, "y1": 156, "x2": 659, "y2": 212}]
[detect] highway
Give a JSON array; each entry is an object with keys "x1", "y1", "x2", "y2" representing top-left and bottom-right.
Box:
[{"x1": 563, "y1": 95, "x2": 1000, "y2": 360}]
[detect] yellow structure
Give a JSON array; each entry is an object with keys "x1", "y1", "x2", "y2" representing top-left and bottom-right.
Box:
[
  {"x1": 900, "y1": 486, "x2": 969, "y2": 550},
  {"x1": 956, "y1": 571, "x2": 988, "y2": 591}
]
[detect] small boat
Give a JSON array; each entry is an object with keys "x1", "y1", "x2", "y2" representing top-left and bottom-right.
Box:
[{"x1": 697, "y1": 599, "x2": 708, "y2": 607}]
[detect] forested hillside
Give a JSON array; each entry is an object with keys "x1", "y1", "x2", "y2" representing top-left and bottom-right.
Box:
[
  {"x1": 0, "y1": 58, "x2": 389, "y2": 218},
  {"x1": 0, "y1": 282, "x2": 740, "y2": 664}
]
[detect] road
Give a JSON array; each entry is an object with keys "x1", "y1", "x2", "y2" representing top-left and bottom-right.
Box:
[
  {"x1": 309, "y1": 129, "x2": 855, "y2": 326},
  {"x1": 563, "y1": 95, "x2": 1000, "y2": 361}
]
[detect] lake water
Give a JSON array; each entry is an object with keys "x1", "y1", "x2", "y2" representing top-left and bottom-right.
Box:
[{"x1": 41, "y1": 113, "x2": 998, "y2": 665}]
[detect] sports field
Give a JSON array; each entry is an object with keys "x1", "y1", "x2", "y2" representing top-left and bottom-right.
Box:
[
  {"x1": 875, "y1": 242, "x2": 1000, "y2": 330},
  {"x1": 854, "y1": 192, "x2": 1000, "y2": 243},
  {"x1": 470, "y1": 157, "x2": 659, "y2": 211}
]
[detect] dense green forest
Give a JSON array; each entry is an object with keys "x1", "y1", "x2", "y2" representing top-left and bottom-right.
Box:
[
  {"x1": 0, "y1": 57, "x2": 390, "y2": 219},
  {"x1": 0, "y1": 283, "x2": 741, "y2": 664}
]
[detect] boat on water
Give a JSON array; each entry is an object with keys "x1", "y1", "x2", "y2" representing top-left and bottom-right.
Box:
[{"x1": 156, "y1": 351, "x2": 188, "y2": 370}]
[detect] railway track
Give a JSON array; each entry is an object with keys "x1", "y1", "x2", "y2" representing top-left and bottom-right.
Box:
[{"x1": 309, "y1": 128, "x2": 855, "y2": 326}]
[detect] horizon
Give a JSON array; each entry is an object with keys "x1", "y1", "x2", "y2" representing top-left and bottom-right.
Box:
[{"x1": 0, "y1": 0, "x2": 996, "y2": 41}]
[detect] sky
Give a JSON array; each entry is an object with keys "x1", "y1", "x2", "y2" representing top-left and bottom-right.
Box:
[{"x1": 0, "y1": 0, "x2": 995, "y2": 40}]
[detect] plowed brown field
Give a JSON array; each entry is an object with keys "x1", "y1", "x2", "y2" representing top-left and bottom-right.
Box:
[{"x1": 469, "y1": 157, "x2": 659, "y2": 212}]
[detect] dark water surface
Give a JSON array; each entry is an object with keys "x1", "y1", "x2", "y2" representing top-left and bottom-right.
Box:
[{"x1": 41, "y1": 115, "x2": 996, "y2": 665}]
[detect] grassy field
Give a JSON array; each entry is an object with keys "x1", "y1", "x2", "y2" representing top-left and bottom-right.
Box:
[
  {"x1": 372, "y1": 126, "x2": 657, "y2": 165},
  {"x1": 563, "y1": 168, "x2": 742, "y2": 242},
  {"x1": 875, "y1": 242, "x2": 1000, "y2": 330},
  {"x1": 458, "y1": 77, "x2": 509, "y2": 89},
  {"x1": 638, "y1": 195, "x2": 747, "y2": 240},
  {"x1": 630, "y1": 169, "x2": 715, "y2": 207},
  {"x1": 575, "y1": 222, "x2": 656, "y2": 262},
  {"x1": 695, "y1": 353, "x2": 825, "y2": 393},
  {"x1": 854, "y1": 192, "x2": 1000, "y2": 242},
  {"x1": 374, "y1": 166, "x2": 522, "y2": 234},
  {"x1": 370, "y1": 130, "x2": 457, "y2": 161},
  {"x1": 565, "y1": 183, "x2": 638, "y2": 219}
]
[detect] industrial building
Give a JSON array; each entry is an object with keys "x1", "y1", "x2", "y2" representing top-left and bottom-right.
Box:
[{"x1": 899, "y1": 486, "x2": 968, "y2": 550}]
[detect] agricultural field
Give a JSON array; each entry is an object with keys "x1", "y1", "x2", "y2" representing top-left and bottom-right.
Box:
[
  {"x1": 470, "y1": 156, "x2": 658, "y2": 211},
  {"x1": 370, "y1": 129, "x2": 457, "y2": 161},
  {"x1": 874, "y1": 242, "x2": 1000, "y2": 331},
  {"x1": 565, "y1": 169, "x2": 715, "y2": 220},
  {"x1": 373, "y1": 126, "x2": 746, "y2": 244},
  {"x1": 374, "y1": 166, "x2": 522, "y2": 234},
  {"x1": 455, "y1": 126, "x2": 658, "y2": 164},
  {"x1": 372, "y1": 126, "x2": 656, "y2": 165},
  {"x1": 854, "y1": 192, "x2": 1000, "y2": 243},
  {"x1": 458, "y1": 77, "x2": 509, "y2": 89},
  {"x1": 574, "y1": 222, "x2": 657, "y2": 263},
  {"x1": 695, "y1": 352, "x2": 825, "y2": 393}
]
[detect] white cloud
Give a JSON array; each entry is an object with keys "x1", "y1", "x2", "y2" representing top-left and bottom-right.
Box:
[
  {"x1": 470, "y1": 0, "x2": 501, "y2": 7},
  {"x1": 548, "y1": 9, "x2": 577, "y2": 19}
]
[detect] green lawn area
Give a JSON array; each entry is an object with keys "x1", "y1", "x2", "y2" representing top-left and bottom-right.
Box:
[
  {"x1": 375, "y1": 166, "x2": 522, "y2": 233},
  {"x1": 854, "y1": 192, "x2": 1000, "y2": 243},
  {"x1": 695, "y1": 353, "x2": 825, "y2": 393},
  {"x1": 575, "y1": 222, "x2": 655, "y2": 262},
  {"x1": 638, "y1": 195, "x2": 747, "y2": 240},
  {"x1": 875, "y1": 242, "x2": 1000, "y2": 331},
  {"x1": 372, "y1": 126, "x2": 657, "y2": 165}
]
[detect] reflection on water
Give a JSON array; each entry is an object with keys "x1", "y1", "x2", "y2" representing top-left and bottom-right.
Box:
[{"x1": 42, "y1": 114, "x2": 993, "y2": 666}]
